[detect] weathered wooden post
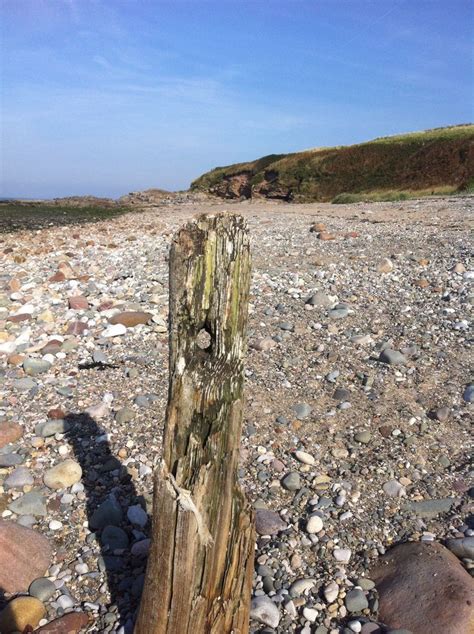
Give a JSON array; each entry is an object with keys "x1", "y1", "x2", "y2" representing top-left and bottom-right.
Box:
[{"x1": 135, "y1": 213, "x2": 255, "y2": 634}]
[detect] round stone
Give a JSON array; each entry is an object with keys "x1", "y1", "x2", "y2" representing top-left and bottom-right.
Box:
[
  {"x1": 345, "y1": 588, "x2": 369, "y2": 612},
  {"x1": 293, "y1": 403, "x2": 312, "y2": 420},
  {"x1": 306, "y1": 514, "x2": 323, "y2": 534},
  {"x1": 29, "y1": 577, "x2": 57, "y2": 602},
  {"x1": 294, "y1": 450, "x2": 315, "y2": 465},
  {"x1": 0, "y1": 596, "x2": 46, "y2": 632},
  {"x1": 44, "y1": 459, "x2": 82, "y2": 490},
  {"x1": 354, "y1": 430, "x2": 371, "y2": 444},
  {"x1": 255, "y1": 509, "x2": 287, "y2": 536},
  {"x1": 115, "y1": 407, "x2": 135, "y2": 424}
]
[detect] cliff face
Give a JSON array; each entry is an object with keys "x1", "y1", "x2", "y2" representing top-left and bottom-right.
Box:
[{"x1": 191, "y1": 125, "x2": 474, "y2": 202}]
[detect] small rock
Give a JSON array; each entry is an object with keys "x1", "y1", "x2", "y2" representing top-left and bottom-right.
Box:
[
  {"x1": 23, "y1": 358, "x2": 52, "y2": 376},
  {"x1": 383, "y1": 479, "x2": 406, "y2": 497},
  {"x1": 102, "y1": 323, "x2": 127, "y2": 337},
  {"x1": 293, "y1": 403, "x2": 312, "y2": 420},
  {"x1": 0, "y1": 421, "x2": 23, "y2": 449},
  {"x1": 252, "y1": 337, "x2": 277, "y2": 351},
  {"x1": 354, "y1": 430, "x2": 371, "y2": 444},
  {"x1": 89, "y1": 495, "x2": 123, "y2": 530},
  {"x1": 379, "y1": 349, "x2": 407, "y2": 365},
  {"x1": 109, "y1": 311, "x2": 152, "y2": 327},
  {"x1": 333, "y1": 547, "x2": 352, "y2": 563},
  {"x1": 101, "y1": 525, "x2": 129, "y2": 550},
  {"x1": 4, "y1": 467, "x2": 34, "y2": 490},
  {"x1": 404, "y1": 497, "x2": 459, "y2": 518},
  {"x1": 115, "y1": 407, "x2": 135, "y2": 424},
  {"x1": 9, "y1": 490, "x2": 47, "y2": 516},
  {"x1": 324, "y1": 580, "x2": 339, "y2": 603},
  {"x1": 377, "y1": 258, "x2": 394, "y2": 273},
  {"x1": 127, "y1": 504, "x2": 148, "y2": 527},
  {"x1": 306, "y1": 514, "x2": 323, "y2": 534},
  {"x1": 68, "y1": 296, "x2": 89, "y2": 310},
  {"x1": 281, "y1": 472, "x2": 301, "y2": 491},
  {"x1": 44, "y1": 459, "x2": 82, "y2": 489},
  {"x1": 255, "y1": 509, "x2": 287, "y2": 535},
  {"x1": 345, "y1": 588, "x2": 368, "y2": 613},
  {"x1": 35, "y1": 419, "x2": 70, "y2": 437},
  {"x1": 250, "y1": 596, "x2": 280, "y2": 628},
  {"x1": 34, "y1": 612, "x2": 89, "y2": 633},
  {"x1": 446, "y1": 536, "x2": 474, "y2": 560},
  {"x1": 29, "y1": 577, "x2": 57, "y2": 602},
  {"x1": 294, "y1": 450, "x2": 315, "y2": 465},
  {"x1": 462, "y1": 384, "x2": 474, "y2": 403}
]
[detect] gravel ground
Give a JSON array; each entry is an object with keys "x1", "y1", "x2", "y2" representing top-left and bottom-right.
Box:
[{"x1": 0, "y1": 196, "x2": 472, "y2": 633}]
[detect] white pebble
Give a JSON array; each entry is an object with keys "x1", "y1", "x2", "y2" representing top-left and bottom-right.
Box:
[
  {"x1": 306, "y1": 514, "x2": 323, "y2": 534},
  {"x1": 303, "y1": 607, "x2": 318, "y2": 622},
  {"x1": 333, "y1": 547, "x2": 352, "y2": 563},
  {"x1": 294, "y1": 450, "x2": 315, "y2": 465},
  {"x1": 348, "y1": 620, "x2": 362, "y2": 633},
  {"x1": 49, "y1": 520, "x2": 63, "y2": 531},
  {"x1": 324, "y1": 580, "x2": 339, "y2": 603},
  {"x1": 57, "y1": 594, "x2": 74, "y2": 609}
]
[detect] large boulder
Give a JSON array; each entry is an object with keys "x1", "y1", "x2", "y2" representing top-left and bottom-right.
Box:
[
  {"x1": 0, "y1": 520, "x2": 52, "y2": 592},
  {"x1": 371, "y1": 541, "x2": 474, "y2": 634}
]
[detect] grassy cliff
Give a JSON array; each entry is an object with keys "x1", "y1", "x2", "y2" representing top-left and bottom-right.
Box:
[{"x1": 191, "y1": 125, "x2": 474, "y2": 203}]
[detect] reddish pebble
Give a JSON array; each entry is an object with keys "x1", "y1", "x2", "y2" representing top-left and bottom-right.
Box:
[
  {"x1": 0, "y1": 421, "x2": 24, "y2": 448},
  {"x1": 318, "y1": 232, "x2": 336, "y2": 241},
  {"x1": 68, "y1": 296, "x2": 89, "y2": 310},
  {"x1": 7, "y1": 313, "x2": 31, "y2": 323},
  {"x1": 34, "y1": 611, "x2": 90, "y2": 633},
  {"x1": 48, "y1": 408, "x2": 66, "y2": 420},
  {"x1": 66, "y1": 321, "x2": 87, "y2": 335},
  {"x1": 49, "y1": 271, "x2": 66, "y2": 282}
]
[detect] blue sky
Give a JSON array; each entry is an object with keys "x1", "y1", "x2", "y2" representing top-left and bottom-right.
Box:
[{"x1": 1, "y1": 0, "x2": 472, "y2": 198}]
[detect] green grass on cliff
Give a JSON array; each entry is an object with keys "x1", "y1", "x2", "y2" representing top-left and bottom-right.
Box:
[{"x1": 191, "y1": 124, "x2": 474, "y2": 203}]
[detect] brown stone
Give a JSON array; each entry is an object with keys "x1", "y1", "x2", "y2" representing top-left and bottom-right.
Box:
[
  {"x1": 58, "y1": 262, "x2": 76, "y2": 279},
  {"x1": 48, "y1": 408, "x2": 66, "y2": 420},
  {"x1": 66, "y1": 321, "x2": 87, "y2": 335},
  {"x1": 35, "y1": 612, "x2": 90, "y2": 633},
  {"x1": 41, "y1": 339, "x2": 62, "y2": 355},
  {"x1": 68, "y1": 296, "x2": 89, "y2": 310},
  {"x1": 98, "y1": 300, "x2": 114, "y2": 311},
  {"x1": 318, "y1": 231, "x2": 336, "y2": 241},
  {"x1": 49, "y1": 270, "x2": 66, "y2": 282},
  {"x1": 109, "y1": 311, "x2": 152, "y2": 327},
  {"x1": 0, "y1": 520, "x2": 52, "y2": 593},
  {"x1": 371, "y1": 541, "x2": 474, "y2": 634},
  {"x1": 0, "y1": 420, "x2": 23, "y2": 448},
  {"x1": 7, "y1": 313, "x2": 32, "y2": 322},
  {"x1": 8, "y1": 278, "x2": 21, "y2": 292},
  {"x1": 309, "y1": 222, "x2": 326, "y2": 232},
  {"x1": 413, "y1": 278, "x2": 430, "y2": 288},
  {"x1": 7, "y1": 354, "x2": 24, "y2": 366},
  {"x1": 345, "y1": 231, "x2": 360, "y2": 238},
  {"x1": 378, "y1": 425, "x2": 393, "y2": 438}
]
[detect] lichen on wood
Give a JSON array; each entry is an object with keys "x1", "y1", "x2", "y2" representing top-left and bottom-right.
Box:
[{"x1": 135, "y1": 213, "x2": 255, "y2": 634}]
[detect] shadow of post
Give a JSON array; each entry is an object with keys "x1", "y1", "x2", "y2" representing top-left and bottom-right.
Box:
[{"x1": 65, "y1": 412, "x2": 151, "y2": 632}]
